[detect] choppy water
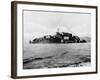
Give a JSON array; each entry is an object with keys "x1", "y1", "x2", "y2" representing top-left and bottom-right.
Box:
[{"x1": 23, "y1": 43, "x2": 91, "y2": 69}]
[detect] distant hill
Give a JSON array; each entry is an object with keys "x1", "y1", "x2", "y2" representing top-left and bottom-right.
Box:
[{"x1": 80, "y1": 37, "x2": 91, "y2": 42}]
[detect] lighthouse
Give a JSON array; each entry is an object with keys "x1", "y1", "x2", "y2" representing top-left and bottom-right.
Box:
[{"x1": 57, "y1": 27, "x2": 60, "y2": 33}]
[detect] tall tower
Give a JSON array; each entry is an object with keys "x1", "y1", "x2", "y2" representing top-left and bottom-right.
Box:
[{"x1": 57, "y1": 27, "x2": 60, "y2": 33}]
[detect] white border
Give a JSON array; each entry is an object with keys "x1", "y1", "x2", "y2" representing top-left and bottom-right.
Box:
[{"x1": 17, "y1": 3, "x2": 96, "y2": 76}]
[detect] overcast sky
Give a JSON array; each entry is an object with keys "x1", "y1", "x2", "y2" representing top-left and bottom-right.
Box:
[{"x1": 23, "y1": 10, "x2": 91, "y2": 42}]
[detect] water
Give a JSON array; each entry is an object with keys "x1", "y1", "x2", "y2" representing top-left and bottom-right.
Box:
[
  {"x1": 23, "y1": 43, "x2": 90, "y2": 59},
  {"x1": 23, "y1": 43, "x2": 91, "y2": 69}
]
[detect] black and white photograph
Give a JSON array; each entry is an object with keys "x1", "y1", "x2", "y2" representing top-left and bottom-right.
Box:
[
  {"x1": 23, "y1": 10, "x2": 91, "y2": 69},
  {"x1": 11, "y1": 1, "x2": 97, "y2": 78}
]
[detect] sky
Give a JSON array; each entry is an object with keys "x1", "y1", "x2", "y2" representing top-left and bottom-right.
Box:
[{"x1": 23, "y1": 10, "x2": 91, "y2": 42}]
